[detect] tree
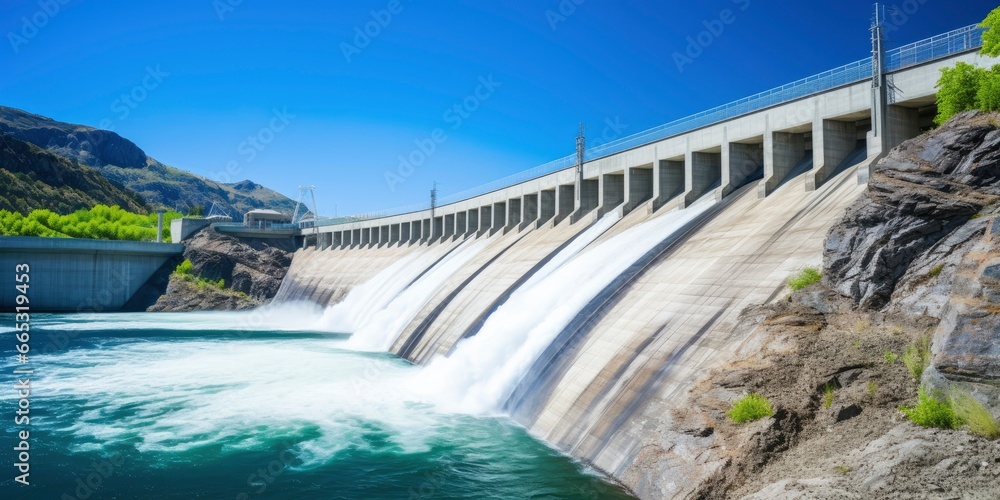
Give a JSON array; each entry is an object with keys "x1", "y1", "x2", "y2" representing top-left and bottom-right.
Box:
[
  {"x1": 935, "y1": 62, "x2": 985, "y2": 125},
  {"x1": 982, "y1": 6, "x2": 1000, "y2": 57},
  {"x1": 977, "y1": 65, "x2": 1000, "y2": 112}
]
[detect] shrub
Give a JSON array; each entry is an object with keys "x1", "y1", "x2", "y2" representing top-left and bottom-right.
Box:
[
  {"x1": 902, "y1": 337, "x2": 932, "y2": 381},
  {"x1": 0, "y1": 204, "x2": 182, "y2": 241},
  {"x1": 174, "y1": 259, "x2": 194, "y2": 276},
  {"x1": 976, "y1": 66, "x2": 1000, "y2": 112},
  {"x1": 728, "y1": 393, "x2": 774, "y2": 423},
  {"x1": 935, "y1": 62, "x2": 986, "y2": 125},
  {"x1": 951, "y1": 391, "x2": 1000, "y2": 440},
  {"x1": 901, "y1": 387, "x2": 961, "y2": 429},
  {"x1": 788, "y1": 267, "x2": 822, "y2": 292},
  {"x1": 867, "y1": 380, "x2": 878, "y2": 399}
]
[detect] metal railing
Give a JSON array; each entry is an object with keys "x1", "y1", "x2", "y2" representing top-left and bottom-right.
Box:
[
  {"x1": 212, "y1": 222, "x2": 298, "y2": 230},
  {"x1": 317, "y1": 24, "x2": 983, "y2": 227}
]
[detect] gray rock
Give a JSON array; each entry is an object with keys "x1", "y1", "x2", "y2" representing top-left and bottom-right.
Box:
[
  {"x1": 148, "y1": 227, "x2": 293, "y2": 311},
  {"x1": 824, "y1": 111, "x2": 1000, "y2": 311}
]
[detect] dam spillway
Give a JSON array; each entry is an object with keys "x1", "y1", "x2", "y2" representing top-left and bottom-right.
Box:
[
  {"x1": 269, "y1": 23, "x2": 996, "y2": 497},
  {"x1": 275, "y1": 158, "x2": 867, "y2": 495}
]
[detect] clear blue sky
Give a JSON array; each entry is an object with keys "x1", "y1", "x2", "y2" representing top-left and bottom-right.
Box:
[{"x1": 1, "y1": 0, "x2": 995, "y2": 216}]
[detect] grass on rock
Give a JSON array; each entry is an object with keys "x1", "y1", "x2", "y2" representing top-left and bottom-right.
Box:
[
  {"x1": 787, "y1": 267, "x2": 822, "y2": 292},
  {"x1": 728, "y1": 393, "x2": 774, "y2": 423}
]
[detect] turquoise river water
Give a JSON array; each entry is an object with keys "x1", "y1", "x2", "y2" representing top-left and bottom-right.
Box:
[{"x1": 0, "y1": 311, "x2": 633, "y2": 499}]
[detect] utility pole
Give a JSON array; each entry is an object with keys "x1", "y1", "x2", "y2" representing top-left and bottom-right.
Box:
[
  {"x1": 871, "y1": 3, "x2": 890, "y2": 159},
  {"x1": 430, "y1": 182, "x2": 438, "y2": 220},
  {"x1": 575, "y1": 122, "x2": 585, "y2": 205}
]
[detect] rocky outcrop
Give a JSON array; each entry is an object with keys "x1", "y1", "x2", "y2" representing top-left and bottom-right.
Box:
[
  {"x1": 824, "y1": 111, "x2": 1000, "y2": 311},
  {"x1": 924, "y1": 218, "x2": 1000, "y2": 410},
  {"x1": 647, "y1": 113, "x2": 1000, "y2": 498},
  {"x1": 822, "y1": 111, "x2": 1000, "y2": 414},
  {"x1": 148, "y1": 227, "x2": 293, "y2": 311},
  {"x1": 148, "y1": 276, "x2": 259, "y2": 312}
]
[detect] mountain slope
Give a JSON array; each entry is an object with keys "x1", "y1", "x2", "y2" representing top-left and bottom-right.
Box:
[
  {"x1": 0, "y1": 134, "x2": 147, "y2": 214},
  {"x1": 0, "y1": 106, "x2": 297, "y2": 220}
]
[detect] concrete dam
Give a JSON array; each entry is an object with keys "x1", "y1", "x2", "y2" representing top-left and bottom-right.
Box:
[{"x1": 274, "y1": 25, "x2": 992, "y2": 496}]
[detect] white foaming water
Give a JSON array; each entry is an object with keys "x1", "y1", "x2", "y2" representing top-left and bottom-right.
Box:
[
  {"x1": 519, "y1": 210, "x2": 621, "y2": 291},
  {"x1": 21, "y1": 327, "x2": 442, "y2": 467},
  {"x1": 315, "y1": 249, "x2": 435, "y2": 333},
  {"x1": 346, "y1": 239, "x2": 487, "y2": 351},
  {"x1": 414, "y1": 198, "x2": 717, "y2": 414}
]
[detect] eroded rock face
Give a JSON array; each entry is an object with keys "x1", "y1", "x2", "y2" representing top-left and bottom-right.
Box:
[
  {"x1": 824, "y1": 111, "x2": 1000, "y2": 311},
  {"x1": 148, "y1": 227, "x2": 294, "y2": 311},
  {"x1": 925, "y1": 220, "x2": 1000, "y2": 408}
]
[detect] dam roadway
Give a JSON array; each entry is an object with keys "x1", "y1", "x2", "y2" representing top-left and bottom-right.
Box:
[
  {"x1": 279, "y1": 24, "x2": 993, "y2": 498},
  {"x1": 298, "y1": 24, "x2": 986, "y2": 249}
]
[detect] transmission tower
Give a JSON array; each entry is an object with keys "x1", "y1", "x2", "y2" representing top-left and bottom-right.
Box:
[
  {"x1": 430, "y1": 182, "x2": 438, "y2": 220},
  {"x1": 575, "y1": 122, "x2": 586, "y2": 204},
  {"x1": 871, "y1": 3, "x2": 890, "y2": 156}
]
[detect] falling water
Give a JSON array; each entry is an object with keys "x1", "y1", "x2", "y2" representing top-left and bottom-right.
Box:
[
  {"x1": 316, "y1": 250, "x2": 433, "y2": 332},
  {"x1": 345, "y1": 239, "x2": 487, "y2": 351},
  {"x1": 413, "y1": 198, "x2": 717, "y2": 414}
]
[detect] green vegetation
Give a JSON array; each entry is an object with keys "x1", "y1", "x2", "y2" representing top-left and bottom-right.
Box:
[
  {"x1": 983, "y1": 6, "x2": 1000, "y2": 57},
  {"x1": 728, "y1": 393, "x2": 775, "y2": 423},
  {"x1": 884, "y1": 350, "x2": 899, "y2": 365},
  {"x1": 172, "y1": 259, "x2": 227, "y2": 291},
  {"x1": 867, "y1": 380, "x2": 878, "y2": 400},
  {"x1": 951, "y1": 391, "x2": 1000, "y2": 440},
  {"x1": 0, "y1": 204, "x2": 181, "y2": 241},
  {"x1": 934, "y1": 7, "x2": 1000, "y2": 124},
  {"x1": 903, "y1": 337, "x2": 932, "y2": 381},
  {"x1": 0, "y1": 134, "x2": 148, "y2": 214},
  {"x1": 823, "y1": 384, "x2": 837, "y2": 409},
  {"x1": 787, "y1": 267, "x2": 822, "y2": 292},
  {"x1": 833, "y1": 465, "x2": 852, "y2": 475},
  {"x1": 928, "y1": 264, "x2": 945, "y2": 278},
  {"x1": 901, "y1": 386, "x2": 1000, "y2": 438},
  {"x1": 174, "y1": 259, "x2": 194, "y2": 276},
  {"x1": 901, "y1": 387, "x2": 961, "y2": 430}
]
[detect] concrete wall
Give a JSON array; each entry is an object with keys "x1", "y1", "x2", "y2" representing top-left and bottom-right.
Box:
[
  {"x1": 170, "y1": 218, "x2": 211, "y2": 243},
  {"x1": 307, "y1": 51, "x2": 992, "y2": 244},
  {"x1": 0, "y1": 237, "x2": 183, "y2": 312}
]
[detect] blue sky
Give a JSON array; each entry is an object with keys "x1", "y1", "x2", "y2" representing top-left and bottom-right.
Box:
[{"x1": 1, "y1": 0, "x2": 995, "y2": 216}]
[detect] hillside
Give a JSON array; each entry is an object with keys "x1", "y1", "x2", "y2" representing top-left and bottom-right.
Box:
[
  {"x1": 0, "y1": 106, "x2": 297, "y2": 219},
  {"x1": 0, "y1": 134, "x2": 147, "y2": 214}
]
